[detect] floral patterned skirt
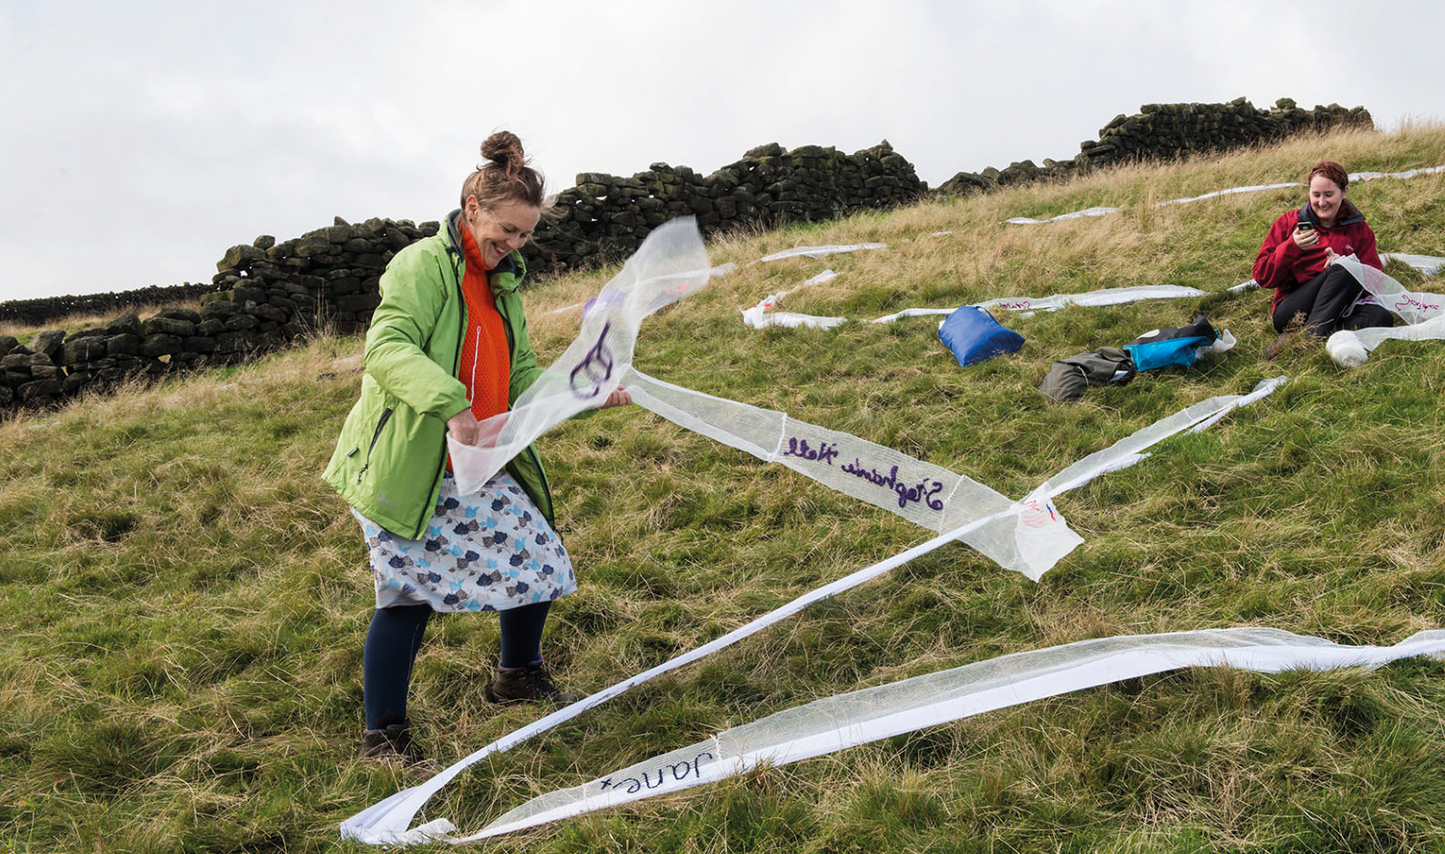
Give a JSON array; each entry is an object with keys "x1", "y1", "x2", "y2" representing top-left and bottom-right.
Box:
[{"x1": 353, "y1": 471, "x2": 576, "y2": 612}]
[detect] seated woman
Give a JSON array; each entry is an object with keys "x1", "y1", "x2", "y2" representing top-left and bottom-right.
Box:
[{"x1": 1253, "y1": 159, "x2": 1392, "y2": 359}]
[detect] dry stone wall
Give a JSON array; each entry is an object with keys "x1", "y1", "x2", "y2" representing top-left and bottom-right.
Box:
[
  {"x1": 936, "y1": 98, "x2": 1373, "y2": 196},
  {"x1": 0, "y1": 102, "x2": 1371, "y2": 414},
  {"x1": 0, "y1": 140, "x2": 923, "y2": 414},
  {"x1": 521, "y1": 140, "x2": 923, "y2": 273}
]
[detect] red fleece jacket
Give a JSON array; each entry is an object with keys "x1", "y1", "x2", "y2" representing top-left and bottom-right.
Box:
[{"x1": 1252, "y1": 200, "x2": 1382, "y2": 310}]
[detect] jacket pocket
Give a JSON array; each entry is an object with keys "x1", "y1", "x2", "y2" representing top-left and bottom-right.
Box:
[{"x1": 355, "y1": 407, "x2": 394, "y2": 483}]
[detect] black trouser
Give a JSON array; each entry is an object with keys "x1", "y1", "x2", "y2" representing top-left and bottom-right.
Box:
[
  {"x1": 362, "y1": 600, "x2": 553, "y2": 729},
  {"x1": 1272, "y1": 265, "x2": 1394, "y2": 336}
]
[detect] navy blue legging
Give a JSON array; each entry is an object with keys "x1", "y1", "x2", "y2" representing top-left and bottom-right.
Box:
[{"x1": 363, "y1": 600, "x2": 552, "y2": 729}]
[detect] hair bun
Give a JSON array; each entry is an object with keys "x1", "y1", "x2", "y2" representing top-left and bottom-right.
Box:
[{"x1": 481, "y1": 131, "x2": 525, "y2": 170}]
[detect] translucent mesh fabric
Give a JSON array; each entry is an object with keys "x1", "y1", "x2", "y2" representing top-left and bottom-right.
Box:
[
  {"x1": 1339, "y1": 255, "x2": 1445, "y2": 325},
  {"x1": 624, "y1": 369, "x2": 1074, "y2": 578},
  {"x1": 448, "y1": 218, "x2": 711, "y2": 493},
  {"x1": 758, "y1": 243, "x2": 886, "y2": 263},
  {"x1": 1380, "y1": 253, "x2": 1444, "y2": 276},
  {"x1": 464, "y1": 628, "x2": 1445, "y2": 840}
]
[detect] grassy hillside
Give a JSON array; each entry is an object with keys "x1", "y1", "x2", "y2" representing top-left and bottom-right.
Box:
[{"x1": 4, "y1": 125, "x2": 1445, "y2": 853}]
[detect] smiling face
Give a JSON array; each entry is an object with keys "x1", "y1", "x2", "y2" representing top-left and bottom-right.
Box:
[
  {"x1": 1308, "y1": 174, "x2": 1347, "y2": 227},
  {"x1": 464, "y1": 197, "x2": 541, "y2": 268}
]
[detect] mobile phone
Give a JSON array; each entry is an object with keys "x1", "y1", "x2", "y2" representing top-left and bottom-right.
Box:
[{"x1": 1295, "y1": 221, "x2": 1314, "y2": 233}]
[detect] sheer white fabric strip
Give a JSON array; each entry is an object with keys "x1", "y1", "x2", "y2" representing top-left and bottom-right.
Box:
[
  {"x1": 1382, "y1": 253, "x2": 1445, "y2": 277},
  {"x1": 1337, "y1": 255, "x2": 1445, "y2": 325},
  {"x1": 340, "y1": 377, "x2": 1284, "y2": 845},
  {"x1": 1153, "y1": 182, "x2": 1302, "y2": 206},
  {"x1": 1006, "y1": 165, "x2": 1445, "y2": 225},
  {"x1": 448, "y1": 219, "x2": 711, "y2": 492},
  {"x1": 460, "y1": 627, "x2": 1445, "y2": 841},
  {"x1": 624, "y1": 368, "x2": 1080, "y2": 578},
  {"x1": 1004, "y1": 206, "x2": 1118, "y2": 225},
  {"x1": 743, "y1": 284, "x2": 1209, "y2": 329},
  {"x1": 758, "y1": 243, "x2": 886, "y2": 263}
]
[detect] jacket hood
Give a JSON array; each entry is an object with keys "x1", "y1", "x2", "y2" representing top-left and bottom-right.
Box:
[
  {"x1": 445, "y1": 208, "x2": 527, "y2": 294},
  {"x1": 1297, "y1": 198, "x2": 1365, "y2": 230}
]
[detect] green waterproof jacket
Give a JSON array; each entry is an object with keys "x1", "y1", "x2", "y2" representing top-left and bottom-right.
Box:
[{"x1": 322, "y1": 211, "x2": 556, "y2": 539}]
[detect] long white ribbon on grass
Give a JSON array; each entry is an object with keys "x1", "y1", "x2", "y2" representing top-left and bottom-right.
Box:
[
  {"x1": 342, "y1": 376, "x2": 1285, "y2": 845},
  {"x1": 746, "y1": 282, "x2": 1209, "y2": 331},
  {"x1": 1006, "y1": 165, "x2": 1445, "y2": 226},
  {"x1": 758, "y1": 243, "x2": 886, "y2": 263},
  {"x1": 444, "y1": 627, "x2": 1445, "y2": 842},
  {"x1": 448, "y1": 218, "x2": 711, "y2": 491},
  {"x1": 1381, "y1": 253, "x2": 1445, "y2": 277}
]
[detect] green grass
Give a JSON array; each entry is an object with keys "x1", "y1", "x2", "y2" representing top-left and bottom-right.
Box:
[{"x1": 5, "y1": 125, "x2": 1445, "y2": 852}]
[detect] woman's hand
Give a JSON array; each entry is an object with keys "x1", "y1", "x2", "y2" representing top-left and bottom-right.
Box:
[
  {"x1": 597, "y1": 387, "x2": 633, "y2": 409},
  {"x1": 447, "y1": 409, "x2": 487, "y2": 446},
  {"x1": 1292, "y1": 227, "x2": 1319, "y2": 250}
]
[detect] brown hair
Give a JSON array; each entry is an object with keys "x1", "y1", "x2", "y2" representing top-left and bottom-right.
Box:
[
  {"x1": 459, "y1": 131, "x2": 548, "y2": 212},
  {"x1": 1308, "y1": 160, "x2": 1349, "y2": 192}
]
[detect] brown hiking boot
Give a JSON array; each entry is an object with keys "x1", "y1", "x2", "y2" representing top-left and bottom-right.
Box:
[
  {"x1": 487, "y1": 661, "x2": 578, "y2": 706},
  {"x1": 359, "y1": 720, "x2": 439, "y2": 776}
]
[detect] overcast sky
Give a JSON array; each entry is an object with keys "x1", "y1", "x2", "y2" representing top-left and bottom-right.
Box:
[{"x1": 3, "y1": 0, "x2": 1444, "y2": 302}]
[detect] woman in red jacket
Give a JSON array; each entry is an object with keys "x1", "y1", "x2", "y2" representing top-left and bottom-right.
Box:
[{"x1": 1253, "y1": 160, "x2": 1393, "y2": 359}]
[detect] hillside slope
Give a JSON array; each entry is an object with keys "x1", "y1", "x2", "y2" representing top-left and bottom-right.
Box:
[{"x1": 4, "y1": 125, "x2": 1445, "y2": 853}]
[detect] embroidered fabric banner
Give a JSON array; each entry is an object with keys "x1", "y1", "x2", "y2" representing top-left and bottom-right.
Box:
[{"x1": 402, "y1": 627, "x2": 1445, "y2": 843}]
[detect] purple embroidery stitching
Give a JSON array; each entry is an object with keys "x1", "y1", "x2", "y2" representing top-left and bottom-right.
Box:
[
  {"x1": 780, "y1": 437, "x2": 839, "y2": 466},
  {"x1": 840, "y1": 459, "x2": 947, "y2": 510},
  {"x1": 569, "y1": 320, "x2": 616, "y2": 400}
]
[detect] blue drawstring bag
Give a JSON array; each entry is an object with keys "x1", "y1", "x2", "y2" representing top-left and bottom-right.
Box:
[{"x1": 937, "y1": 305, "x2": 1026, "y2": 368}]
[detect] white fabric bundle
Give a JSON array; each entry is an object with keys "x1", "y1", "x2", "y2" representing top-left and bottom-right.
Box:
[
  {"x1": 1337, "y1": 254, "x2": 1445, "y2": 325},
  {"x1": 1325, "y1": 257, "x2": 1445, "y2": 367},
  {"x1": 401, "y1": 627, "x2": 1445, "y2": 843},
  {"x1": 871, "y1": 284, "x2": 1207, "y2": 324},
  {"x1": 448, "y1": 219, "x2": 711, "y2": 492}
]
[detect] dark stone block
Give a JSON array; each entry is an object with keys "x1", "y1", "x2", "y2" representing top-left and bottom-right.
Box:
[
  {"x1": 232, "y1": 285, "x2": 267, "y2": 305},
  {"x1": 215, "y1": 331, "x2": 253, "y2": 354},
  {"x1": 197, "y1": 318, "x2": 226, "y2": 336},
  {"x1": 61, "y1": 338, "x2": 108, "y2": 366},
  {"x1": 269, "y1": 295, "x2": 298, "y2": 311},
  {"x1": 183, "y1": 336, "x2": 217, "y2": 354},
  {"x1": 160, "y1": 307, "x2": 202, "y2": 323},
  {"x1": 1, "y1": 353, "x2": 30, "y2": 370},
  {"x1": 224, "y1": 314, "x2": 259, "y2": 331},
  {"x1": 0, "y1": 336, "x2": 16, "y2": 355},
  {"x1": 18, "y1": 378, "x2": 61, "y2": 400},
  {"x1": 63, "y1": 372, "x2": 93, "y2": 394},
  {"x1": 28, "y1": 330, "x2": 65, "y2": 358},
  {"x1": 250, "y1": 304, "x2": 289, "y2": 323},
  {"x1": 29, "y1": 364, "x2": 58, "y2": 379},
  {"x1": 143, "y1": 316, "x2": 197, "y2": 337},
  {"x1": 200, "y1": 300, "x2": 239, "y2": 319},
  {"x1": 336, "y1": 293, "x2": 381, "y2": 312},
  {"x1": 0, "y1": 385, "x2": 11, "y2": 405},
  {"x1": 254, "y1": 234, "x2": 276, "y2": 250},
  {"x1": 140, "y1": 334, "x2": 183, "y2": 357}
]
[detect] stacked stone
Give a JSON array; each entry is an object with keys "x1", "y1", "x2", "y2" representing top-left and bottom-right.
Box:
[
  {"x1": 210, "y1": 216, "x2": 439, "y2": 337},
  {"x1": 936, "y1": 98, "x2": 1373, "y2": 197},
  {"x1": 1078, "y1": 98, "x2": 1372, "y2": 168},
  {"x1": 0, "y1": 283, "x2": 215, "y2": 328},
  {"x1": 523, "y1": 140, "x2": 924, "y2": 274}
]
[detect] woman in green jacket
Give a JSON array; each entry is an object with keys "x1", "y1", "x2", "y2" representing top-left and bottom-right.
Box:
[{"x1": 323, "y1": 132, "x2": 627, "y2": 766}]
